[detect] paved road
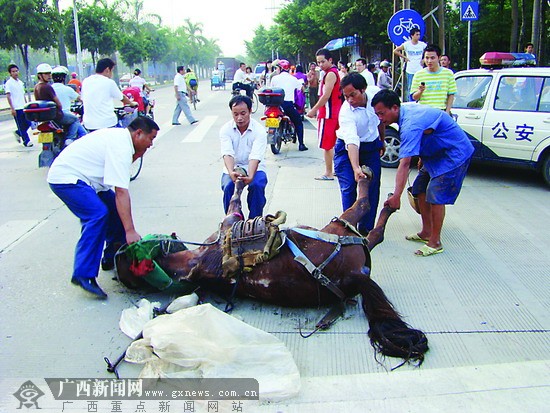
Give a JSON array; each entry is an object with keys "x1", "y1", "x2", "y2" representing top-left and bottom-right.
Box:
[{"x1": 0, "y1": 82, "x2": 549, "y2": 412}]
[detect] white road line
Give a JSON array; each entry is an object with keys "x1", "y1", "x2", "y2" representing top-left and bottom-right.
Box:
[
  {"x1": 0, "y1": 219, "x2": 48, "y2": 253},
  {"x1": 181, "y1": 116, "x2": 218, "y2": 143}
]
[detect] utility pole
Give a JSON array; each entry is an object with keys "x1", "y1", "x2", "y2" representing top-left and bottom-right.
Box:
[{"x1": 72, "y1": 0, "x2": 84, "y2": 77}]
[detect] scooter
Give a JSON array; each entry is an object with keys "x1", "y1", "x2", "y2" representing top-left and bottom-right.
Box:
[
  {"x1": 258, "y1": 88, "x2": 296, "y2": 155},
  {"x1": 23, "y1": 101, "x2": 68, "y2": 167}
]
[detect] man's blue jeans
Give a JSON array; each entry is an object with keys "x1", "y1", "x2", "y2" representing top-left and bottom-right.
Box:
[
  {"x1": 221, "y1": 171, "x2": 268, "y2": 219},
  {"x1": 49, "y1": 181, "x2": 125, "y2": 279},
  {"x1": 59, "y1": 112, "x2": 79, "y2": 141},
  {"x1": 14, "y1": 109, "x2": 32, "y2": 144},
  {"x1": 334, "y1": 139, "x2": 382, "y2": 233}
]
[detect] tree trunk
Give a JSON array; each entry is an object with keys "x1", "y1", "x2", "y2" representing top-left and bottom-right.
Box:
[
  {"x1": 438, "y1": 0, "x2": 445, "y2": 52},
  {"x1": 519, "y1": 0, "x2": 527, "y2": 50},
  {"x1": 531, "y1": 0, "x2": 542, "y2": 57},
  {"x1": 18, "y1": 44, "x2": 32, "y2": 100},
  {"x1": 53, "y1": 0, "x2": 68, "y2": 67},
  {"x1": 511, "y1": 0, "x2": 519, "y2": 52}
]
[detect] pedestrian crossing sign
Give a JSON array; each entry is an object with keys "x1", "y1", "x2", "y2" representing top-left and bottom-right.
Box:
[{"x1": 461, "y1": 1, "x2": 479, "y2": 21}]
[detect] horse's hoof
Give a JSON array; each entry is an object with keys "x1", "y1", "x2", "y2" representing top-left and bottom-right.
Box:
[
  {"x1": 361, "y1": 165, "x2": 373, "y2": 180},
  {"x1": 233, "y1": 166, "x2": 247, "y2": 177}
]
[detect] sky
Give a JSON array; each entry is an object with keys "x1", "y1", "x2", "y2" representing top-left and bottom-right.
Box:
[{"x1": 60, "y1": 0, "x2": 277, "y2": 57}]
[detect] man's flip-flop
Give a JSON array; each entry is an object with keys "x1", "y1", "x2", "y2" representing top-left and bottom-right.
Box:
[
  {"x1": 415, "y1": 245, "x2": 444, "y2": 257},
  {"x1": 405, "y1": 234, "x2": 429, "y2": 243},
  {"x1": 314, "y1": 175, "x2": 334, "y2": 181}
]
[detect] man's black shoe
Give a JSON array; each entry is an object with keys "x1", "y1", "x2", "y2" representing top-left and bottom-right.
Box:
[
  {"x1": 101, "y1": 257, "x2": 115, "y2": 271},
  {"x1": 71, "y1": 277, "x2": 108, "y2": 299},
  {"x1": 172, "y1": 122, "x2": 181, "y2": 125},
  {"x1": 299, "y1": 144, "x2": 308, "y2": 151}
]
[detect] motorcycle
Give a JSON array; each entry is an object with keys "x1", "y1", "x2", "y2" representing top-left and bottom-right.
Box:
[
  {"x1": 258, "y1": 88, "x2": 296, "y2": 154},
  {"x1": 23, "y1": 101, "x2": 69, "y2": 167}
]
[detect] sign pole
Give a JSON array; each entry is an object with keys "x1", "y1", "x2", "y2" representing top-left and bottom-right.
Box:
[{"x1": 467, "y1": 20, "x2": 471, "y2": 70}]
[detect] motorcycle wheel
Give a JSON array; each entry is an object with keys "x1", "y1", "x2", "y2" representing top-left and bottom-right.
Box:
[
  {"x1": 270, "y1": 132, "x2": 282, "y2": 154},
  {"x1": 130, "y1": 157, "x2": 143, "y2": 181}
]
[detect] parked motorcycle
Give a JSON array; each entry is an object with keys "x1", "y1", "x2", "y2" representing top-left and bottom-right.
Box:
[
  {"x1": 258, "y1": 88, "x2": 296, "y2": 154},
  {"x1": 23, "y1": 101, "x2": 69, "y2": 167}
]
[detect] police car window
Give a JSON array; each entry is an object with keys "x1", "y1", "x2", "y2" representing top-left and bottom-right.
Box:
[
  {"x1": 537, "y1": 77, "x2": 550, "y2": 113},
  {"x1": 453, "y1": 76, "x2": 492, "y2": 109},
  {"x1": 495, "y1": 76, "x2": 541, "y2": 112}
]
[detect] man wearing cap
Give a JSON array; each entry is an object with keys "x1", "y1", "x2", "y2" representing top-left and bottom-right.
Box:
[
  {"x1": 34, "y1": 63, "x2": 79, "y2": 143},
  {"x1": 377, "y1": 61, "x2": 392, "y2": 90}
]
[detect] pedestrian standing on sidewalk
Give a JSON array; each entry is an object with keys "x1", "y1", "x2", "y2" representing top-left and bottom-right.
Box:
[
  {"x1": 172, "y1": 66, "x2": 198, "y2": 126},
  {"x1": 307, "y1": 48, "x2": 343, "y2": 181},
  {"x1": 5, "y1": 64, "x2": 33, "y2": 147},
  {"x1": 307, "y1": 62, "x2": 320, "y2": 109}
]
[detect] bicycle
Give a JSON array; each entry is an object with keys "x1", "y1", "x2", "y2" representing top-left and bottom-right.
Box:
[
  {"x1": 231, "y1": 85, "x2": 259, "y2": 114},
  {"x1": 189, "y1": 89, "x2": 198, "y2": 110}
]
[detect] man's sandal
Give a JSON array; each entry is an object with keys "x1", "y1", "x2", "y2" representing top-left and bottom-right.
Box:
[
  {"x1": 405, "y1": 234, "x2": 429, "y2": 243},
  {"x1": 415, "y1": 245, "x2": 444, "y2": 257}
]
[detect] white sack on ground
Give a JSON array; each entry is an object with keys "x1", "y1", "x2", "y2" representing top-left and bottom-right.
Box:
[
  {"x1": 125, "y1": 303, "x2": 301, "y2": 401},
  {"x1": 119, "y1": 298, "x2": 161, "y2": 339}
]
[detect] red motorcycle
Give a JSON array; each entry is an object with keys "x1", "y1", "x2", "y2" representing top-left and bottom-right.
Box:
[
  {"x1": 23, "y1": 101, "x2": 67, "y2": 167},
  {"x1": 258, "y1": 88, "x2": 296, "y2": 154}
]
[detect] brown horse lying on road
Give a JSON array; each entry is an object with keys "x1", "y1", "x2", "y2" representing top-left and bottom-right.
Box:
[{"x1": 116, "y1": 168, "x2": 429, "y2": 365}]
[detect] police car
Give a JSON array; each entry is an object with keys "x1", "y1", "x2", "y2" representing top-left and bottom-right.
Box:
[
  {"x1": 452, "y1": 52, "x2": 549, "y2": 186},
  {"x1": 382, "y1": 52, "x2": 550, "y2": 187}
]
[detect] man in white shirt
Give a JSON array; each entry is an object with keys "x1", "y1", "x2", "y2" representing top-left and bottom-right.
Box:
[
  {"x1": 270, "y1": 59, "x2": 307, "y2": 151},
  {"x1": 335, "y1": 73, "x2": 385, "y2": 235},
  {"x1": 47, "y1": 116, "x2": 159, "y2": 298},
  {"x1": 5, "y1": 64, "x2": 32, "y2": 147},
  {"x1": 393, "y1": 27, "x2": 427, "y2": 101},
  {"x1": 81, "y1": 58, "x2": 136, "y2": 131},
  {"x1": 51, "y1": 65, "x2": 87, "y2": 139},
  {"x1": 220, "y1": 95, "x2": 268, "y2": 218},
  {"x1": 172, "y1": 65, "x2": 198, "y2": 125},
  {"x1": 232, "y1": 62, "x2": 254, "y2": 99},
  {"x1": 354, "y1": 58, "x2": 376, "y2": 87}
]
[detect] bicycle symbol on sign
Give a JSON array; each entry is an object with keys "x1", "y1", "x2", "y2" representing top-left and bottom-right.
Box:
[{"x1": 393, "y1": 18, "x2": 420, "y2": 37}]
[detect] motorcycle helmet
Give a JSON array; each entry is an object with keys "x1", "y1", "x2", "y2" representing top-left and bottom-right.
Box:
[
  {"x1": 276, "y1": 59, "x2": 291, "y2": 71},
  {"x1": 36, "y1": 63, "x2": 53, "y2": 74},
  {"x1": 52, "y1": 66, "x2": 69, "y2": 82},
  {"x1": 71, "y1": 72, "x2": 78, "y2": 78}
]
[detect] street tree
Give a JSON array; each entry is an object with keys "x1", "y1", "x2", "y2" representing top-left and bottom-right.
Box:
[{"x1": 0, "y1": 0, "x2": 59, "y2": 86}]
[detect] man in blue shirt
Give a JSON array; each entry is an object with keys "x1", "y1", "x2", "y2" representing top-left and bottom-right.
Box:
[{"x1": 372, "y1": 89, "x2": 474, "y2": 256}]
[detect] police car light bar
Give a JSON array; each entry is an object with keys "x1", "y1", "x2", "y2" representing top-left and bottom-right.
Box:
[{"x1": 480, "y1": 52, "x2": 536, "y2": 67}]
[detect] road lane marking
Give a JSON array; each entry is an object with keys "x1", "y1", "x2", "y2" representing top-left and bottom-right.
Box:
[
  {"x1": 181, "y1": 116, "x2": 218, "y2": 143},
  {"x1": 0, "y1": 219, "x2": 48, "y2": 253}
]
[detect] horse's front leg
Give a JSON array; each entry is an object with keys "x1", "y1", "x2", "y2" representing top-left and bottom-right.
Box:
[{"x1": 338, "y1": 166, "x2": 373, "y2": 226}]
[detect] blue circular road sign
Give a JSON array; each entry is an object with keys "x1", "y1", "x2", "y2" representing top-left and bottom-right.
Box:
[{"x1": 387, "y1": 9, "x2": 425, "y2": 46}]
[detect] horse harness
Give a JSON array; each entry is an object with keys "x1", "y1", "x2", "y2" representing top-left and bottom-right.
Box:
[{"x1": 285, "y1": 217, "x2": 370, "y2": 335}]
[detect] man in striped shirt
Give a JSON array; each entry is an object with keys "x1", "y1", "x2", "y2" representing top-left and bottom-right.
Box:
[{"x1": 410, "y1": 44, "x2": 456, "y2": 114}]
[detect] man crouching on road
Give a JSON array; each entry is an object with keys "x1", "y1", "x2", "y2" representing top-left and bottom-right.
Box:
[
  {"x1": 220, "y1": 95, "x2": 268, "y2": 219},
  {"x1": 47, "y1": 117, "x2": 160, "y2": 298},
  {"x1": 371, "y1": 89, "x2": 473, "y2": 257}
]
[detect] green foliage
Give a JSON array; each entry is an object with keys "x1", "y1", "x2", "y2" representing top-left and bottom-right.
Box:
[{"x1": 63, "y1": 5, "x2": 121, "y2": 64}]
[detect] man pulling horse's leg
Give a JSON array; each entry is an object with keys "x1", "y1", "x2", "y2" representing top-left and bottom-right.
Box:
[{"x1": 319, "y1": 167, "x2": 428, "y2": 364}]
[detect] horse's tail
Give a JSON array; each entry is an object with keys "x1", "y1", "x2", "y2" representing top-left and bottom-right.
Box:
[{"x1": 359, "y1": 277, "x2": 429, "y2": 366}]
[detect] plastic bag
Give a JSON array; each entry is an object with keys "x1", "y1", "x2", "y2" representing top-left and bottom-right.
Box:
[{"x1": 125, "y1": 303, "x2": 301, "y2": 401}]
